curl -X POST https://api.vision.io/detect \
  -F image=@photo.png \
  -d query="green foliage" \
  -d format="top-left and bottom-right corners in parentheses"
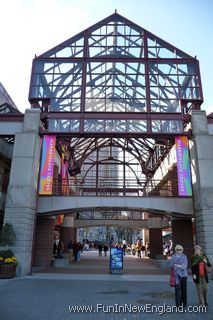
top-left (0, 249), bottom-right (14, 259)
top-left (0, 223), bottom-right (16, 246)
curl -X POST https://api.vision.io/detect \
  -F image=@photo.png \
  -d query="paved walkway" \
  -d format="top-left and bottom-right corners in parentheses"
top-left (0, 252), bottom-right (212, 320)
top-left (35, 250), bottom-right (169, 275)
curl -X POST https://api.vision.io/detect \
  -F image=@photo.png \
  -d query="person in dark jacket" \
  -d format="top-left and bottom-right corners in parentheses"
top-left (103, 244), bottom-right (108, 257)
top-left (98, 243), bottom-right (103, 257)
top-left (191, 245), bottom-right (211, 306)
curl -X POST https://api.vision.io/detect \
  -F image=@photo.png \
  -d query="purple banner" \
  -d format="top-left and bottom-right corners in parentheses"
top-left (39, 135), bottom-right (56, 195)
top-left (175, 136), bottom-right (192, 196)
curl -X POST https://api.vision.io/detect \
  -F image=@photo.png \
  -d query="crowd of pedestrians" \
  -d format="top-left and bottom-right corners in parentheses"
top-left (94, 239), bottom-right (149, 258)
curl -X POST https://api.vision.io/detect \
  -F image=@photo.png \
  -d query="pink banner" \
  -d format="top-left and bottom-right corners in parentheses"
top-left (175, 136), bottom-right (192, 196)
top-left (39, 135), bottom-right (56, 195)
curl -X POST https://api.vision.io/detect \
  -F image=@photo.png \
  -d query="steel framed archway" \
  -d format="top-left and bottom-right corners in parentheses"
top-left (29, 12), bottom-right (203, 195)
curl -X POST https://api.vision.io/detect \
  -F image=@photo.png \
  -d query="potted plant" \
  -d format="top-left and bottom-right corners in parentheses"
top-left (0, 223), bottom-right (16, 246)
top-left (0, 249), bottom-right (18, 278)
top-left (0, 223), bottom-right (18, 278)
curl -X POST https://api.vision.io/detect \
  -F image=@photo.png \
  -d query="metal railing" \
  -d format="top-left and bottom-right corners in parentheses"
top-left (51, 177), bottom-right (180, 197)
top-left (77, 212), bottom-right (144, 220)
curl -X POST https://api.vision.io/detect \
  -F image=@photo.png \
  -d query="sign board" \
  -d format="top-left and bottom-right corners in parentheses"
top-left (38, 135), bottom-right (56, 195)
top-left (175, 136), bottom-right (192, 196)
top-left (109, 247), bottom-right (123, 274)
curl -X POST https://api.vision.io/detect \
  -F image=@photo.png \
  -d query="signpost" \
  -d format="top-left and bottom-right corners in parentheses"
top-left (109, 247), bottom-right (123, 274)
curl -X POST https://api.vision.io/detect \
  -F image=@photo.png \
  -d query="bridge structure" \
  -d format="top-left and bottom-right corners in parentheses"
top-left (1, 13), bottom-right (213, 276)
top-left (37, 194), bottom-right (193, 216)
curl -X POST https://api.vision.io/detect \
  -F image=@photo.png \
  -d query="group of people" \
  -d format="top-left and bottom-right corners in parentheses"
top-left (97, 243), bottom-right (109, 257)
top-left (110, 241), bottom-right (148, 257)
top-left (131, 240), bottom-right (147, 258)
top-left (97, 241), bottom-right (149, 258)
top-left (170, 244), bottom-right (211, 308)
top-left (53, 238), bottom-right (84, 262)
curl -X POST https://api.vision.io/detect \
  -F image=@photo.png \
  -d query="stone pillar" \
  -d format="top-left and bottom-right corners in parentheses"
top-left (3, 109), bottom-right (42, 276)
top-left (143, 229), bottom-right (149, 257)
top-left (33, 216), bottom-right (55, 266)
top-left (190, 110), bottom-right (213, 268)
top-left (149, 228), bottom-right (163, 259)
top-left (60, 216), bottom-right (76, 261)
top-left (60, 216), bottom-right (76, 252)
top-left (143, 213), bottom-right (149, 248)
top-left (171, 218), bottom-right (194, 263)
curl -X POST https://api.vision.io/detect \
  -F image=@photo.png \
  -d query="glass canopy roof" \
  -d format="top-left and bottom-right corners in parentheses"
top-left (28, 12), bottom-right (204, 179)
top-left (29, 12), bottom-right (203, 136)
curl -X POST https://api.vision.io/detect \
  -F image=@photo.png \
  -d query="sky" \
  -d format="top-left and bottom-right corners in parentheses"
top-left (0, 0), bottom-right (212, 114)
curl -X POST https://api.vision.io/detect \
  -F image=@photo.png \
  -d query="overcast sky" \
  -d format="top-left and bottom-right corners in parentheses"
top-left (1, 0), bottom-right (212, 114)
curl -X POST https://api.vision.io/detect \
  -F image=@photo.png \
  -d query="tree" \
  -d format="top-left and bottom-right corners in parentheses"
top-left (0, 223), bottom-right (16, 246)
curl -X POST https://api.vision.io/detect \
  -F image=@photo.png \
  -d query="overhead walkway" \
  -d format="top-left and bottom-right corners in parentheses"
top-left (74, 219), bottom-right (170, 229)
top-left (37, 195), bottom-right (193, 217)
top-left (0, 121), bottom-right (23, 135)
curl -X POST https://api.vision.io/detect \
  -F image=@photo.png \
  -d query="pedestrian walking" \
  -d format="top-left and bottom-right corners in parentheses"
top-left (191, 245), bottom-right (211, 306)
top-left (170, 244), bottom-right (188, 308)
top-left (103, 244), bottom-right (108, 257)
top-left (122, 243), bottom-right (127, 256)
top-left (136, 240), bottom-right (142, 258)
top-left (141, 245), bottom-right (146, 257)
top-left (98, 243), bottom-right (103, 257)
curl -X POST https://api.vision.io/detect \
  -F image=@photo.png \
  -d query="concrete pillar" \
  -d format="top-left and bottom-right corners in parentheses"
top-left (171, 218), bottom-right (194, 263)
top-left (149, 228), bottom-right (163, 258)
top-left (33, 216), bottom-right (55, 266)
top-left (190, 110), bottom-right (213, 267)
top-left (60, 216), bottom-right (76, 252)
top-left (143, 229), bottom-right (149, 247)
top-left (3, 109), bottom-right (42, 276)
top-left (60, 228), bottom-right (76, 252)
top-left (142, 213), bottom-right (149, 253)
